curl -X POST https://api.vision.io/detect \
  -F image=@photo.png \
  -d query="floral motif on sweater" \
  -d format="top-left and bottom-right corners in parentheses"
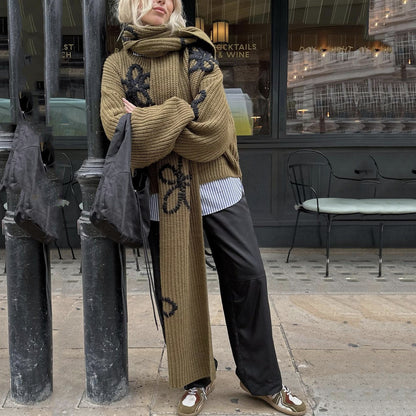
top-left (189, 46), bottom-right (218, 74)
top-left (121, 63), bottom-right (154, 107)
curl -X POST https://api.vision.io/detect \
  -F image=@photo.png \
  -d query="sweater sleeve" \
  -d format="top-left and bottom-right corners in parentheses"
top-left (173, 48), bottom-right (236, 163)
top-left (100, 54), bottom-right (195, 168)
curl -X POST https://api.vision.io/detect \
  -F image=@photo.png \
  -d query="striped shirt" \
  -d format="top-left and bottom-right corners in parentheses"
top-left (150, 177), bottom-right (244, 221)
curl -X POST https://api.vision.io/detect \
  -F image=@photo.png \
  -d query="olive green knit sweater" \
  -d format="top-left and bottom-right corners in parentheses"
top-left (100, 24), bottom-right (241, 388)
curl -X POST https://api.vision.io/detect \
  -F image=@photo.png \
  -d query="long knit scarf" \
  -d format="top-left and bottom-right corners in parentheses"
top-left (122, 25), bottom-right (216, 388)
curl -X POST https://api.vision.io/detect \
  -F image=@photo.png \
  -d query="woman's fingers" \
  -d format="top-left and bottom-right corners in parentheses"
top-left (122, 98), bottom-right (137, 113)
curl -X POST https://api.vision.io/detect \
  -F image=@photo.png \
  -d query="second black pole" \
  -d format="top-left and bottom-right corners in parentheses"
top-left (77, 0), bottom-right (128, 403)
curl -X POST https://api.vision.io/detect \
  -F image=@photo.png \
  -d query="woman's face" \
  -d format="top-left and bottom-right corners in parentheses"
top-left (140, 0), bottom-right (174, 26)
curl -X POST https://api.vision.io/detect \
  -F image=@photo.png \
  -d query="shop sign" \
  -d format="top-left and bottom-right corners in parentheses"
top-left (61, 43), bottom-right (75, 59)
top-left (216, 43), bottom-right (257, 59)
top-left (61, 35), bottom-right (83, 60)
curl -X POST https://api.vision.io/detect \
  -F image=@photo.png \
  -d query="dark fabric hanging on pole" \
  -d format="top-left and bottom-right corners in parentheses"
top-left (1, 113), bottom-right (60, 243)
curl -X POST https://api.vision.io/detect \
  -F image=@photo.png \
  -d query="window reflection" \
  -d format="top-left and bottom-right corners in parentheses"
top-left (287, 0), bottom-right (416, 135)
top-left (51, 1), bottom-right (86, 137)
top-left (0, 9), bottom-right (9, 124)
top-left (196, 0), bottom-right (271, 136)
top-left (0, 1), bottom-right (41, 125)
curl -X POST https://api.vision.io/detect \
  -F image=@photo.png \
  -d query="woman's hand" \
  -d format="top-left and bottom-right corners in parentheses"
top-left (123, 98), bottom-right (137, 113)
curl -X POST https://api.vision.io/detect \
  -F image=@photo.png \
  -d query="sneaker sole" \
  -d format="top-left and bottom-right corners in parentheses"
top-left (177, 382), bottom-right (215, 416)
top-left (240, 382), bottom-right (306, 416)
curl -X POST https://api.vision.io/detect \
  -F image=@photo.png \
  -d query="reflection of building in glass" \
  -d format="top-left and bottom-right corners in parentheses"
top-left (287, 0), bottom-right (416, 134)
top-left (369, 0), bottom-right (416, 66)
top-left (0, 15), bottom-right (8, 102)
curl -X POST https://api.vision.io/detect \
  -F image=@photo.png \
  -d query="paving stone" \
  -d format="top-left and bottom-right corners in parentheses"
top-left (127, 295), bottom-right (165, 348)
top-left (0, 298), bottom-right (7, 350)
top-left (293, 349), bottom-right (416, 416)
top-left (272, 294), bottom-right (416, 351)
top-left (0, 349), bottom-right (9, 411)
top-left (53, 296), bottom-right (83, 350)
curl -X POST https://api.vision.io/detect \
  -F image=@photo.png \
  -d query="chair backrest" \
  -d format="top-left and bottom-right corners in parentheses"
top-left (287, 149), bottom-right (333, 205)
top-left (369, 154), bottom-right (416, 197)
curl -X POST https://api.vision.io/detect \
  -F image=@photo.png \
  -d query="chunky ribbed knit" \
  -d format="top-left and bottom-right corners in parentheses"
top-left (100, 24), bottom-right (241, 388)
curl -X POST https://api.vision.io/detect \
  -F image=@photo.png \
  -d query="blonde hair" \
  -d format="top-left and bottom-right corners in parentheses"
top-left (117, 0), bottom-right (186, 31)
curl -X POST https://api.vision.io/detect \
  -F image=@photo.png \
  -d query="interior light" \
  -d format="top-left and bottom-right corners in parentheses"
top-left (212, 20), bottom-right (229, 44)
top-left (195, 17), bottom-right (205, 32)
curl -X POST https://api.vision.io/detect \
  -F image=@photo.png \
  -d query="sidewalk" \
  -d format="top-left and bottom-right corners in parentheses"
top-left (0, 247), bottom-right (416, 416)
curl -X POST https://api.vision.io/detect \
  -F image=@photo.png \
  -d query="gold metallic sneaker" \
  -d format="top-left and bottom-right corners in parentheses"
top-left (177, 382), bottom-right (215, 416)
top-left (240, 382), bottom-right (306, 416)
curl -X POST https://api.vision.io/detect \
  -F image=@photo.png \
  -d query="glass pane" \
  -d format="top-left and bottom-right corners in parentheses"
top-left (287, 0), bottom-right (416, 135)
top-left (50, 0), bottom-right (86, 137)
top-left (196, 0), bottom-right (271, 136)
top-left (16, 1), bottom-right (45, 125)
top-left (0, 3), bottom-right (10, 125)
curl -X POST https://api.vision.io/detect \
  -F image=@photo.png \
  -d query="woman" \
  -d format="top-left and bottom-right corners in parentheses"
top-left (100, 1), bottom-right (307, 415)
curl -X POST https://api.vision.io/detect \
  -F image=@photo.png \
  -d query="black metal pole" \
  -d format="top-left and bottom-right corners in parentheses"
top-left (43, 0), bottom-right (62, 125)
top-left (3, 222), bottom-right (52, 403)
top-left (77, 0), bottom-right (128, 403)
top-left (3, 0), bottom-right (53, 404)
top-left (43, 0), bottom-right (73, 260)
top-left (183, 0), bottom-right (195, 25)
top-left (7, 0), bottom-right (20, 125)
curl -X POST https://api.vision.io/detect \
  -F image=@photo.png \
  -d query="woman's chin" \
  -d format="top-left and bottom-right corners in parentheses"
top-left (142, 15), bottom-right (168, 26)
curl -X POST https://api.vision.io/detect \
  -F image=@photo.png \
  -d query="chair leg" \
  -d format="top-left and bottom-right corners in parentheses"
top-left (55, 241), bottom-right (63, 260)
top-left (61, 207), bottom-right (76, 259)
top-left (133, 248), bottom-right (140, 271)
top-left (205, 249), bottom-right (216, 271)
top-left (378, 222), bottom-right (384, 277)
top-left (317, 213), bottom-right (323, 248)
top-left (325, 215), bottom-right (333, 277)
top-left (286, 210), bottom-right (301, 263)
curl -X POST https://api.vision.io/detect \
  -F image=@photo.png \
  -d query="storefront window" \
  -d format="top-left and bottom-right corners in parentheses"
top-left (195, 0), bottom-right (271, 136)
top-left (50, 1), bottom-right (86, 137)
top-left (287, 0), bottom-right (416, 135)
top-left (1, 1), bottom-right (45, 128)
top-left (0, 9), bottom-right (9, 125)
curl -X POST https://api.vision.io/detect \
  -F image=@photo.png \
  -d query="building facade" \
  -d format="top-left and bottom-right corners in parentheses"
top-left (0, 0), bottom-right (415, 248)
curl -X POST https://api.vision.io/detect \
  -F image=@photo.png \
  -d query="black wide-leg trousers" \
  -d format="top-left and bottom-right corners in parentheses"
top-left (148, 196), bottom-right (282, 396)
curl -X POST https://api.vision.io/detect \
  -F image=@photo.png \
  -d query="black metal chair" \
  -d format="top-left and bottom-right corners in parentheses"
top-left (369, 154), bottom-right (416, 186)
top-left (368, 154), bottom-right (416, 275)
top-left (53, 152), bottom-right (81, 260)
top-left (286, 149), bottom-right (379, 276)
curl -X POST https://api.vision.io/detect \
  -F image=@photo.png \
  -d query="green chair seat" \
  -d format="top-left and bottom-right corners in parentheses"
top-left (301, 198), bottom-right (416, 215)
